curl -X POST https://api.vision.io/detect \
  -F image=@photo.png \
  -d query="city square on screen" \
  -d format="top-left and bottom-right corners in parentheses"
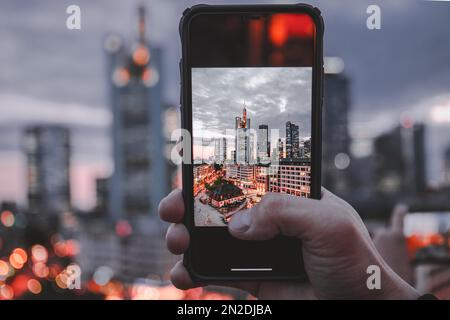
top-left (192, 67), bottom-right (312, 227)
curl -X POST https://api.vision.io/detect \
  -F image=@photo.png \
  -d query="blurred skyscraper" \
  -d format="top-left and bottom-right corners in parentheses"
top-left (23, 126), bottom-right (71, 216)
top-left (76, 6), bottom-right (176, 285)
top-left (444, 145), bottom-right (450, 187)
top-left (373, 123), bottom-right (427, 196)
top-left (104, 6), bottom-right (168, 220)
top-left (322, 73), bottom-right (352, 196)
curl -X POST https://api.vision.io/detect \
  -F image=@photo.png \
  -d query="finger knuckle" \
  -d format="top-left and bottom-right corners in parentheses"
top-left (260, 193), bottom-right (282, 220)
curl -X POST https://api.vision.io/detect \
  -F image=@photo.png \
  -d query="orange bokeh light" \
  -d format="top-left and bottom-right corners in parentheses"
top-left (65, 239), bottom-right (80, 257)
top-left (54, 241), bottom-right (67, 257)
top-left (27, 279), bottom-right (42, 295)
top-left (9, 248), bottom-right (27, 270)
top-left (13, 248), bottom-right (27, 263)
top-left (33, 262), bottom-right (49, 278)
top-left (113, 67), bottom-right (130, 87)
top-left (55, 273), bottom-right (68, 289)
top-left (0, 260), bottom-right (9, 277)
top-left (0, 285), bottom-right (14, 300)
top-left (132, 45), bottom-right (150, 66)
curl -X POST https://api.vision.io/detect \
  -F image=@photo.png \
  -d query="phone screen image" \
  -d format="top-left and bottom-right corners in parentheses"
top-left (192, 67), bottom-right (312, 227)
top-left (404, 212), bottom-right (450, 262)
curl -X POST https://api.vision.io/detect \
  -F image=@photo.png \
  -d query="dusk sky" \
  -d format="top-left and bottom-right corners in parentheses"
top-left (1, 0), bottom-right (450, 208)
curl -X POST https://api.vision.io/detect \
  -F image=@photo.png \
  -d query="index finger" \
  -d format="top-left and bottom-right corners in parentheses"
top-left (159, 189), bottom-right (185, 223)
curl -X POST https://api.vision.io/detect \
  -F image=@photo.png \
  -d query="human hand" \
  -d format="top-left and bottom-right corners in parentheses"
top-left (159, 188), bottom-right (420, 299)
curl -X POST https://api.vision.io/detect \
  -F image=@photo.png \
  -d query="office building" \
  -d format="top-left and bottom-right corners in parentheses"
top-left (322, 73), bottom-right (352, 196)
top-left (214, 137), bottom-right (227, 164)
top-left (268, 159), bottom-right (311, 197)
top-left (286, 121), bottom-right (300, 159)
top-left (23, 126), bottom-right (71, 216)
top-left (235, 107), bottom-right (251, 164)
top-left (277, 138), bottom-right (284, 160)
top-left (105, 6), bottom-right (168, 219)
top-left (373, 123), bottom-right (427, 195)
top-left (257, 125), bottom-right (270, 164)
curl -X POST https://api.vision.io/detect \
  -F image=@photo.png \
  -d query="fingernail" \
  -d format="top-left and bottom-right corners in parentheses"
top-left (229, 211), bottom-right (251, 233)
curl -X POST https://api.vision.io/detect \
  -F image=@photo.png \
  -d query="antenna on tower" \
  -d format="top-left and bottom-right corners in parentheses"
top-left (138, 5), bottom-right (146, 44)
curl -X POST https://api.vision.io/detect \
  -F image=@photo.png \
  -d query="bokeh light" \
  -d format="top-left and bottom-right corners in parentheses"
top-left (27, 279), bottom-right (42, 295)
top-left (33, 262), bottom-right (49, 278)
top-left (132, 45), bottom-right (150, 66)
top-left (93, 266), bottom-right (114, 286)
top-left (0, 260), bottom-right (10, 280)
top-left (31, 244), bottom-right (48, 263)
top-left (0, 285), bottom-right (14, 300)
top-left (115, 220), bottom-right (133, 237)
top-left (113, 67), bottom-right (130, 87)
top-left (1, 210), bottom-right (15, 227)
top-left (9, 248), bottom-right (27, 269)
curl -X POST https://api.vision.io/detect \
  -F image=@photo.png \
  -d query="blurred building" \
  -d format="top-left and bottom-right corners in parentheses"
top-left (74, 6), bottom-right (175, 285)
top-left (322, 73), bottom-right (352, 196)
top-left (76, 220), bottom-right (174, 285)
top-left (23, 126), bottom-right (71, 216)
top-left (104, 6), bottom-right (169, 220)
top-left (444, 145), bottom-right (450, 186)
top-left (373, 123), bottom-right (427, 196)
top-left (94, 177), bottom-right (109, 215)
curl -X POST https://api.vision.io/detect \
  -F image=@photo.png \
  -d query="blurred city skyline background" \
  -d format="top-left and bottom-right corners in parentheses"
top-left (1, 0), bottom-right (450, 299)
top-left (1, 0), bottom-right (450, 210)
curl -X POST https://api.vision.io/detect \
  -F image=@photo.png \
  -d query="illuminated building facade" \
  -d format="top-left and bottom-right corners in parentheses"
top-left (268, 159), bottom-right (311, 197)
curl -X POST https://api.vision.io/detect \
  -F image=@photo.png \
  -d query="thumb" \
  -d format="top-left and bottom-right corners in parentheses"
top-left (228, 191), bottom-right (328, 241)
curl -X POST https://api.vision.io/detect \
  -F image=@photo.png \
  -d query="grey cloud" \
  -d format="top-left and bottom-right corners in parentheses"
top-left (192, 67), bottom-right (312, 140)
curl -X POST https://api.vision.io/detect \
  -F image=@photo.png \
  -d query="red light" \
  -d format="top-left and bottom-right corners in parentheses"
top-left (400, 113), bottom-right (414, 129)
top-left (65, 239), bottom-right (80, 257)
top-left (115, 220), bottom-right (133, 237)
top-left (11, 274), bottom-right (30, 298)
top-left (269, 14), bottom-right (314, 46)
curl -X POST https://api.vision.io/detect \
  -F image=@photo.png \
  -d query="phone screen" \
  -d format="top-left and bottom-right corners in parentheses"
top-left (182, 7), bottom-right (322, 279)
top-left (192, 66), bottom-right (312, 226)
top-left (404, 212), bottom-right (450, 263)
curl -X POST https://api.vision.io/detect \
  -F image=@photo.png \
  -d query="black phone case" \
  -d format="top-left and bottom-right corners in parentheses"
top-left (179, 3), bottom-right (324, 282)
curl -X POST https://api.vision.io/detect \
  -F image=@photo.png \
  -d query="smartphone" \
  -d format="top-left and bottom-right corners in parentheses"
top-left (180, 4), bottom-right (323, 280)
top-left (404, 212), bottom-right (450, 263)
